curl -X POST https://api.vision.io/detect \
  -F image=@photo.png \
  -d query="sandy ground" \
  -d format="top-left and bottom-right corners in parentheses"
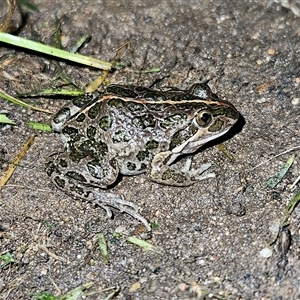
top-left (1, 0), bottom-right (300, 299)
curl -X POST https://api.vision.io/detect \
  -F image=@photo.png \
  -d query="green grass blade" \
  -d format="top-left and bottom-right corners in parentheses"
top-left (0, 32), bottom-right (112, 70)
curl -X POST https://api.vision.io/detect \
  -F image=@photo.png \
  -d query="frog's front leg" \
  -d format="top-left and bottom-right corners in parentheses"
top-left (148, 151), bottom-right (215, 186)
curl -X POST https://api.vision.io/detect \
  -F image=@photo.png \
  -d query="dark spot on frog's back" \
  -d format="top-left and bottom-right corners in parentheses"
top-left (143, 91), bottom-right (166, 101)
top-left (132, 114), bottom-right (155, 129)
top-left (87, 102), bottom-right (102, 119)
top-left (145, 103), bottom-right (167, 111)
top-left (79, 139), bottom-right (108, 157)
top-left (73, 94), bottom-right (95, 108)
top-left (107, 98), bottom-right (124, 109)
top-left (145, 140), bottom-right (159, 149)
top-left (99, 116), bottom-right (112, 131)
top-left (87, 125), bottom-right (97, 139)
top-left (76, 113), bottom-right (86, 123)
top-left (52, 107), bottom-right (71, 124)
top-left (174, 101), bottom-right (207, 111)
top-left (62, 126), bottom-right (78, 136)
top-left (106, 85), bottom-right (138, 98)
top-left (127, 101), bottom-right (144, 111)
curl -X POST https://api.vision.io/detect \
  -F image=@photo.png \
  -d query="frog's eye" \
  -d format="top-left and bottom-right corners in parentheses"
top-left (195, 110), bottom-right (212, 127)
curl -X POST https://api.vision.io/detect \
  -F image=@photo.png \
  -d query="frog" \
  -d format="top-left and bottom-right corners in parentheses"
top-left (46, 83), bottom-right (239, 230)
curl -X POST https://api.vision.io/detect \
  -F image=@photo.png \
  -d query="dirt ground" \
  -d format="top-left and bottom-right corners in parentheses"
top-left (1, 0), bottom-right (300, 299)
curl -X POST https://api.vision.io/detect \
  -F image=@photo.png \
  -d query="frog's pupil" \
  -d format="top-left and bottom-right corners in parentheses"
top-left (201, 113), bottom-right (211, 123)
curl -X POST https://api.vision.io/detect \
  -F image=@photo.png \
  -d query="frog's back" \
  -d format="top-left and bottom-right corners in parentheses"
top-left (62, 95), bottom-right (192, 174)
top-left (57, 83), bottom-right (239, 175)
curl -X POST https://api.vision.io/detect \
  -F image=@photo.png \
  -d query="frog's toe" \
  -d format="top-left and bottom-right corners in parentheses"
top-left (193, 171), bottom-right (215, 181)
top-left (187, 163), bottom-right (215, 181)
top-left (92, 191), bottom-right (151, 231)
top-left (180, 159), bottom-right (214, 181)
top-left (181, 159), bottom-right (211, 173)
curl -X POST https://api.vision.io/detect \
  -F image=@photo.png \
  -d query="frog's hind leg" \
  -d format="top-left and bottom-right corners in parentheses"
top-left (91, 191), bottom-right (151, 231)
top-left (46, 153), bottom-right (151, 230)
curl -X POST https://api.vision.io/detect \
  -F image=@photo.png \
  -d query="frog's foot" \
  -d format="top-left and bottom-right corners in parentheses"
top-left (91, 191), bottom-right (151, 231)
top-left (181, 158), bottom-right (215, 181)
top-left (46, 158), bottom-right (150, 230)
top-left (149, 151), bottom-right (215, 186)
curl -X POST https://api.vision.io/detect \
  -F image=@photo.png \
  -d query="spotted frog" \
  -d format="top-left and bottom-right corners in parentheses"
top-left (46, 83), bottom-right (239, 230)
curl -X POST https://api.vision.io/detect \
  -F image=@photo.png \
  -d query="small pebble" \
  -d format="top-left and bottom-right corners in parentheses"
top-left (268, 48), bottom-right (276, 55)
top-left (129, 282), bottom-right (141, 292)
top-left (259, 247), bottom-right (272, 258)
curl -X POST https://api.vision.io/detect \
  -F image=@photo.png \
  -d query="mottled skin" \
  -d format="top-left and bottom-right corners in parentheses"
top-left (46, 83), bottom-right (239, 230)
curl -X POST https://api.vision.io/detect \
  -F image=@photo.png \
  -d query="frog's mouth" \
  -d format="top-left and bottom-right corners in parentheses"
top-left (167, 119), bottom-right (234, 165)
top-left (172, 127), bottom-right (230, 155)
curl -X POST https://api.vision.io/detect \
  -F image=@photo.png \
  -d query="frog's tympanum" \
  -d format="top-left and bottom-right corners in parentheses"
top-left (46, 83), bottom-right (239, 230)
